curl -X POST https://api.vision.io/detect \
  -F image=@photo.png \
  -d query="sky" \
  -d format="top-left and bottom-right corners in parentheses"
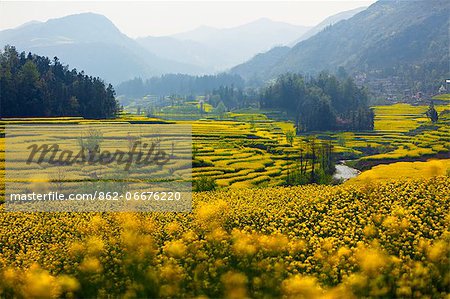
top-left (0, 1), bottom-right (376, 38)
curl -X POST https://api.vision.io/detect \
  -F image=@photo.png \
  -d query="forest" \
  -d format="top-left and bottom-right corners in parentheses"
top-left (260, 73), bottom-right (374, 131)
top-left (0, 45), bottom-right (376, 133)
top-left (118, 71), bottom-right (375, 133)
top-left (0, 46), bottom-right (119, 118)
top-left (115, 73), bottom-right (245, 97)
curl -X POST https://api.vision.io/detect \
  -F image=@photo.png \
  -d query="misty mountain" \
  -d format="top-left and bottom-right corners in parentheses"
top-left (229, 7), bottom-right (367, 81)
top-left (0, 13), bottom-right (204, 84)
top-left (0, 14), bottom-right (312, 83)
top-left (168, 18), bottom-right (311, 69)
top-left (136, 36), bottom-right (232, 72)
top-left (228, 46), bottom-right (291, 84)
top-left (289, 6), bottom-right (367, 46)
top-left (231, 0), bottom-right (450, 89)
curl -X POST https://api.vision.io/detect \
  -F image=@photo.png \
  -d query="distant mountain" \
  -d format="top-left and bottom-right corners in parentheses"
top-left (289, 6), bottom-right (367, 46)
top-left (229, 46), bottom-right (291, 84)
top-left (136, 36), bottom-right (231, 71)
top-left (0, 13), bottom-right (204, 84)
top-left (168, 18), bottom-right (311, 69)
top-left (14, 20), bottom-right (43, 29)
top-left (230, 7), bottom-right (367, 80)
top-left (0, 14), bottom-right (312, 82)
top-left (231, 0), bottom-right (450, 92)
top-left (171, 25), bottom-right (221, 43)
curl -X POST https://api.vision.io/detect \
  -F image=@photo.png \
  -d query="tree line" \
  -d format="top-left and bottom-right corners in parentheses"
top-left (0, 45), bottom-right (119, 118)
top-left (260, 73), bottom-right (374, 132)
top-left (208, 85), bottom-right (257, 111)
top-left (116, 73), bottom-right (245, 97)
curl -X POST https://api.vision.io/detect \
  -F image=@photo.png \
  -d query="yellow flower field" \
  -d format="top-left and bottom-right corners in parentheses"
top-left (2, 103), bottom-right (449, 190)
top-left (373, 103), bottom-right (447, 132)
top-left (0, 105), bottom-right (449, 298)
top-left (348, 159), bottom-right (450, 184)
top-left (0, 177), bottom-right (449, 298)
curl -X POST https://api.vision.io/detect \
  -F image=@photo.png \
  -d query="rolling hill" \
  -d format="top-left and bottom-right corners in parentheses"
top-left (228, 46), bottom-right (291, 84)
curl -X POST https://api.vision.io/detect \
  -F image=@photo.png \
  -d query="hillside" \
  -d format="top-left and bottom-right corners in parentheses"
top-left (228, 46), bottom-right (291, 83)
top-left (229, 6), bottom-right (366, 82)
top-left (0, 13), bottom-right (204, 84)
top-left (231, 0), bottom-right (450, 95)
top-left (289, 6), bottom-right (367, 46)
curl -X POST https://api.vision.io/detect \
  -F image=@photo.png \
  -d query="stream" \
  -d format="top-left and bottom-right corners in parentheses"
top-left (333, 161), bottom-right (361, 181)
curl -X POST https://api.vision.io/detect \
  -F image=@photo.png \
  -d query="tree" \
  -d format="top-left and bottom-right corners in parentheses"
top-left (309, 138), bottom-right (317, 183)
top-left (284, 140), bottom-right (335, 186)
top-left (285, 130), bottom-right (295, 146)
top-left (18, 60), bottom-right (42, 116)
top-left (214, 101), bottom-right (227, 119)
top-left (426, 100), bottom-right (439, 123)
top-left (115, 73), bottom-right (245, 98)
top-left (0, 45), bottom-right (119, 118)
top-left (260, 73), bottom-right (373, 132)
top-left (194, 176), bottom-right (217, 192)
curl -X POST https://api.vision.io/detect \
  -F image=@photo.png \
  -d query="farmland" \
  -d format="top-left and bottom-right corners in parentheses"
top-left (347, 159), bottom-right (450, 184)
top-left (316, 103), bottom-right (450, 167)
top-left (0, 102), bottom-right (449, 194)
top-left (0, 102), bottom-right (449, 298)
top-left (0, 177), bottom-right (448, 297)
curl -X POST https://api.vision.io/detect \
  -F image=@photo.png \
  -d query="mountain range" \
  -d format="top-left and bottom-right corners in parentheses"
top-left (164, 18), bottom-right (310, 69)
top-left (2, 0), bottom-right (444, 92)
top-left (0, 13), bottom-right (204, 84)
top-left (0, 15), bottom-right (314, 84)
top-left (231, 0), bottom-right (450, 86)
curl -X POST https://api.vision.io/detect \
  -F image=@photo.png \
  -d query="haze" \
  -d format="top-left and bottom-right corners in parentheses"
top-left (0, 1), bottom-right (375, 38)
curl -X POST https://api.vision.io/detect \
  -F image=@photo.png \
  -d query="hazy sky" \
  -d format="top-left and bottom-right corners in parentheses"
top-left (0, 1), bottom-right (376, 38)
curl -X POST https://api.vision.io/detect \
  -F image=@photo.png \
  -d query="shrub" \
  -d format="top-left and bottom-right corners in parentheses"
top-left (194, 175), bottom-right (217, 192)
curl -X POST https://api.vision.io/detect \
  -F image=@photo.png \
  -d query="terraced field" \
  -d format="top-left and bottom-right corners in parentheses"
top-left (187, 120), bottom-right (299, 188)
top-left (0, 104), bottom-right (449, 298)
top-left (433, 93), bottom-right (450, 103)
top-left (316, 103), bottom-right (450, 168)
top-left (186, 103), bottom-right (450, 187)
top-left (0, 116), bottom-right (302, 197)
top-left (1, 102), bottom-right (449, 195)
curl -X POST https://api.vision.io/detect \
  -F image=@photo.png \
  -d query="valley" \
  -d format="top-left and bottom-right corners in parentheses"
top-left (0, 0), bottom-right (449, 297)
top-left (1, 99), bottom-right (448, 199)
